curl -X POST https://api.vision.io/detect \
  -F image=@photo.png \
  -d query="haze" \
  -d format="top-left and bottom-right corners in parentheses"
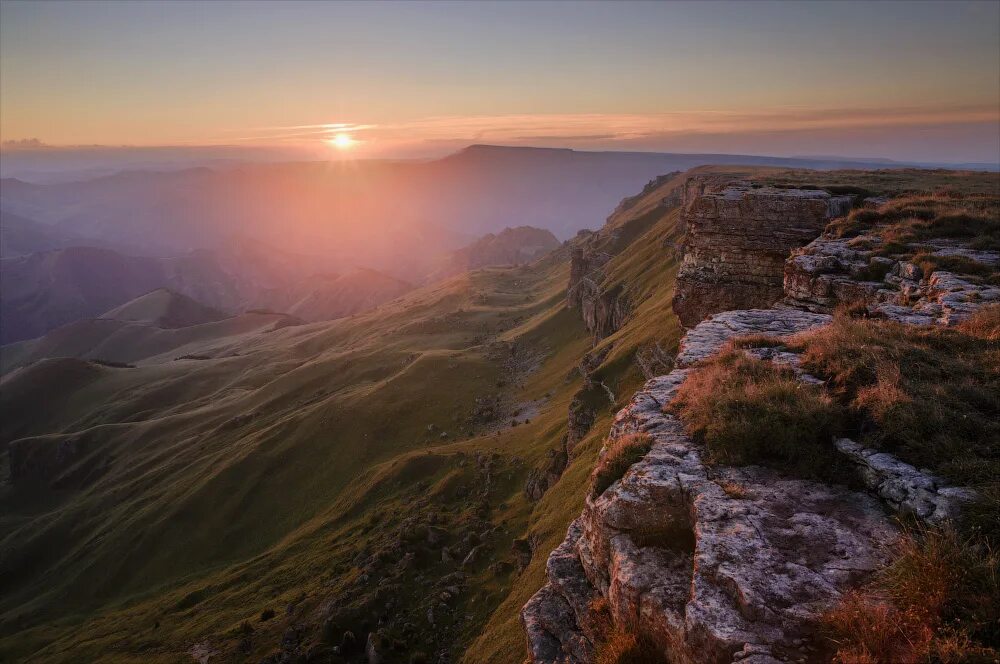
top-left (2, 0), bottom-right (999, 163)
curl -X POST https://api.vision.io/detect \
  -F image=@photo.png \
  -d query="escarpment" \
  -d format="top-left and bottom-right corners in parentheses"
top-left (567, 174), bottom-right (683, 340)
top-left (672, 181), bottom-right (852, 327)
top-left (566, 238), bottom-right (619, 339)
top-left (523, 180), bottom-right (994, 664)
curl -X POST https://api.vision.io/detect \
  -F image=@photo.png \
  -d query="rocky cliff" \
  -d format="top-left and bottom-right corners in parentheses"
top-left (566, 174), bottom-right (683, 340)
top-left (672, 181), bottom-right (852, 327)
top-left (522, 182), bottom-right (992, 663)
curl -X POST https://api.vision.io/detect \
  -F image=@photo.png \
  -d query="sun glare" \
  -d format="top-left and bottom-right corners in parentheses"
top-left (328, 132), bottom-right (355, 150)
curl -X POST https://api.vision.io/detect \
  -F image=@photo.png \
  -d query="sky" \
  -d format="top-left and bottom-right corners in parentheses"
top-left (1, 0), bottom-right (998, 163)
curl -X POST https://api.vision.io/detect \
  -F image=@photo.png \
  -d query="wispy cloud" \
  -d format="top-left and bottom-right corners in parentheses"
top-left (223, 105), bottom-right (998, 154)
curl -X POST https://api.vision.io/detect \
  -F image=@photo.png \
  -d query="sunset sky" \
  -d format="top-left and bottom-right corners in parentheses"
top-left (2, 0), bottom-right (998, 162)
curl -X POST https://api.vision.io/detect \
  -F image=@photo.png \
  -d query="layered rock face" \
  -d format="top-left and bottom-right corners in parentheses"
top-left (566, 237), bottom-right (622, 340)
top-left (672, 182), bottom-right (851, 327)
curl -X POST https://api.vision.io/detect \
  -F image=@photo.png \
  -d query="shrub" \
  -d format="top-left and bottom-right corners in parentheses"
top-left (259, 608), bottom-right (275, 622)
top-left (590, 433), bottom-right (652, 498)
top-left (670, 351), bottom-right (844, 477)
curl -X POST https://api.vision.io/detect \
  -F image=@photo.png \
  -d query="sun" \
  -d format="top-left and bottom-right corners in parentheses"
top-left (327, 132), bottom-right (355, 150)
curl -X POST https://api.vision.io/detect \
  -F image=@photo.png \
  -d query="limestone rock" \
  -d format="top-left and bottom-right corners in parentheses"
top-left (674, 308), bottom-right (831, 368)
top-left (524, 367), bottom-right (896, 664)
top-left (784, 233), bottom-right (1000, 325)
top-left (834, 438), bottom-right (977, 523)
top-left (672, 181), bottom-right (851, 327)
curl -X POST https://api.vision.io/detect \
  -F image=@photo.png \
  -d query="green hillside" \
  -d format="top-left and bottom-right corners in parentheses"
top-left (0, 163), bottom-right (690, 662)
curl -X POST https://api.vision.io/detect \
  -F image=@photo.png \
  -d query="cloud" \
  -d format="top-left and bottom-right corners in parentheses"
top-left (1, 137), bottom-right (49, 150)
top-left (233, 105), bottom-right (998, 151)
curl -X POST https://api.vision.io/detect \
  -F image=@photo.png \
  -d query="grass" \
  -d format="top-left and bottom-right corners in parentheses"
top-left (826, 194), bottom-right (1000, 256)
top-left (790, 308), bottom-right (1000, 498)
top-left (590, 434), bottom-right (653, 498)
top-left (670, 351), bottom-right (844, 477)
top-left (727, 333), bottom-right (785, 349)
top-left (594, 626), bottom-right (669, 664)
top-left (0, 260), bottom-right (593, 662)
top-left (911, 252), bottom-right (1000, 285)
top-left (823, 528), bottom-right (999, 663)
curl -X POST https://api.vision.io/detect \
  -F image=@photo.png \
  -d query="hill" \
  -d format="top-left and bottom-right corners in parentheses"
top-left (288, 268), bottom-right (414, 322)
top-left (428, 225), bottom-right (560, 282)
top-left (0, 242), bottom-right (314, 344)
top-left (100, 288), bottom-right (227, 328)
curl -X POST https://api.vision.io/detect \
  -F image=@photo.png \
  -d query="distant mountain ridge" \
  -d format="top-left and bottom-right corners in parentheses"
top-left (0, 244), bottom-right (304, 344)
top-left (0, 145), bottom-right (951, 279)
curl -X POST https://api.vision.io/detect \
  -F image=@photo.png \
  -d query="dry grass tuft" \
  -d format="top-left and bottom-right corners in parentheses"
top-left (824, 528), bottom-right (1000, 662)
top-left (911, 252), bottom-right (1000, 285)
top-left (726, 334), bottom-right (785, 349)
top-left (716, 479), bottom-right (751, 499)
top-left (586, 596), bottom-right (614, 643)
top-left (594, 624), bottom-right (669, 664)
top-left (957, 303), bottom-right (1000, 342)
top-left (670, 351), bottom-right (844, 477)
top-left (590, 433), bottom-right (653, 498)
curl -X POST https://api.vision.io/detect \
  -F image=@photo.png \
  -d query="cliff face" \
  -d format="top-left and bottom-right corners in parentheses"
top-left (672, 181), bottom-right (852, 327)
top-left (566, 174), bottom-right (683, 341)
top-left (523, 183), bottom-right (990, 664)
top-left (565, 236), bottom-right (617, 339)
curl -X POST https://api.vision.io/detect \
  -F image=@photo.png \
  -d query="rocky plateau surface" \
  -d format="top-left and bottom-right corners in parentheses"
top-left (785, 234), bottom-right (1000, 325)
top-left (523, 181), bottom-right (989, 663)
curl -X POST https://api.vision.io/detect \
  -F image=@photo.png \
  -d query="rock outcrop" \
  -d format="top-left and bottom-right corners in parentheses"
top-left (785, 235), bottom-right (1000, 325)
top-left (833, 438), bottom-right (977, 524)
top-left (524, 183), bottom-right (990, 664)
top-left (566, 236), bottom-right (623, 340)
top-left (523, 313), bottom-right (899, 663)
top-left (566, 175), bottom-right (684, 340)
top-left (672, 182), bottom-right (852, 327)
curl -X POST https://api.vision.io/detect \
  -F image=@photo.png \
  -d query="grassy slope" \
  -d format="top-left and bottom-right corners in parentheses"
top-left (0, 253), bottom-right (601, 661)
top-left (0, 168), bottom-right (694, 663)
top-left (464, 173), bottom-right (689, 663)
